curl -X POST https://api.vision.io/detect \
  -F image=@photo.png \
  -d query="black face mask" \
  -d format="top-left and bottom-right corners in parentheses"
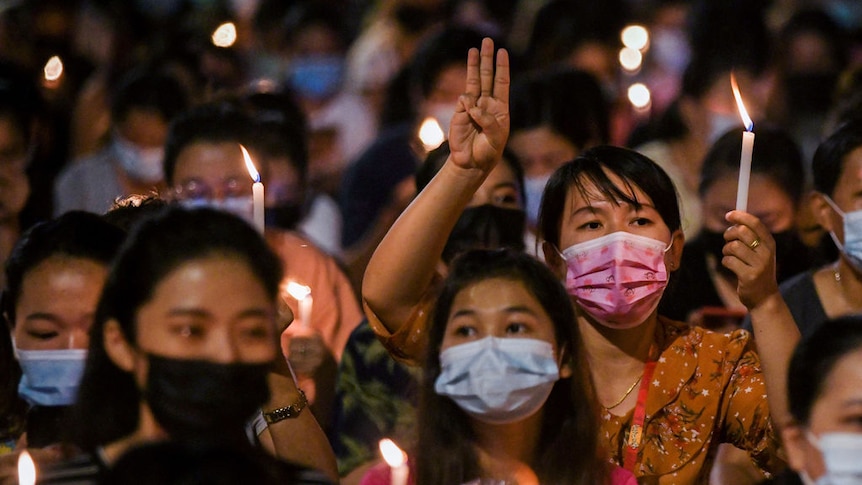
top-left (442, 205), bottom-right (526, 264)
top-left (264, 203), bottom-right (303, 230)
top-left (143, 354), bottom-right (271, 445)
top-left (696, 229), bottom-right (736, 279)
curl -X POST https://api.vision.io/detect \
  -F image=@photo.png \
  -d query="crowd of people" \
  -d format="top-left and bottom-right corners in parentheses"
top-left (1, 0), bottom-right (862, 484)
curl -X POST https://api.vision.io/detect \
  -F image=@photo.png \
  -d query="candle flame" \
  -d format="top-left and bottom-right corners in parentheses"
top-left (418, 117), bottom-right (445, 151)
top-left (43, 56), bottom-right (63, 81)
top-left (212, 22), bottom-right (237, 48)
top-left (627, 83), bottom-right (651, 109)
top-left (379, 438), bottom-right (407, 468)
top-left (730, 72), bottom-right (754, 132)
top-left (18, 450), bottom-right (36, 485)
top-left (240, 145), bottom-right (260, 183)
top-left (285, 281), bottom-right (311, 300)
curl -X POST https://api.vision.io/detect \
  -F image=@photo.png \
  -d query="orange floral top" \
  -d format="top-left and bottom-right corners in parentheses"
top-left (601, 317), bottom-right (783, 484)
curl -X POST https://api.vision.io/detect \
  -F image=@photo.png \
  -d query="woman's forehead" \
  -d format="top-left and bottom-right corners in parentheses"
top-left (568, 171), bottom-right (652, 208)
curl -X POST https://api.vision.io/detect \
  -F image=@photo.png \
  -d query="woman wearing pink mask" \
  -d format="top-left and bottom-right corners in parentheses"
top-left (363, 36), bottom-right (799, 483)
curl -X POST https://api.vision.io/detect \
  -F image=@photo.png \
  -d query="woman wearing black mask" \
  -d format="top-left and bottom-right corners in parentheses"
top-left (658, 125), bottom-right (813, 331)
top-left (36, 208), bottom-right (335, 484)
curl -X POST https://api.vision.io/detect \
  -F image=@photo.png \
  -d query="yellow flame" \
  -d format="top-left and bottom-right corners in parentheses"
top-left (285, 281), bottom-right (311, 300)
top-left (418, 117), bottom-right (445, 151)
top-left (240, 145), bottom-right (260, 183)
top-left (212, 22), bottom-right (237, 48)
top-left (730, 72), bottom-right (753, 131)
top-left (379, 438), bottom-right (407, 468)
top-left (43, 56), bottom-right (63, 81)
top-left (18, 451), bottom-right (36, 485)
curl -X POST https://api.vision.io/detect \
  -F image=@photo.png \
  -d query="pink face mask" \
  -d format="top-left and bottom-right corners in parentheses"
top-left (560, 231), bottom-right (671, 329)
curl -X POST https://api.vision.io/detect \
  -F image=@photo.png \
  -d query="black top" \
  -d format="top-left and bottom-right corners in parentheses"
top-left (38, 442), bottom-right (334, 485)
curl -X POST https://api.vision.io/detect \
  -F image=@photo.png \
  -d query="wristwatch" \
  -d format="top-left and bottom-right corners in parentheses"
top-left (263, 389), bottom-right (308, 424)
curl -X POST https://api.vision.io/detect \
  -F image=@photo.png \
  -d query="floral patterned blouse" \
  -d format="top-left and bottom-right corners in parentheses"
top-left (600, 317), bottom-right (783, 484)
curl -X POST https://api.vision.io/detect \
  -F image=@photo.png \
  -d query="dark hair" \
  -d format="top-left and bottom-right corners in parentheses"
top-left (103, 194), bottom-right (170, 233)
top-left (110, 67), bottom-right (190, 126)
top-left (787, 314), bottom-right (862, 424)
top-left (812, 119), bottom-right (862, 196)
top-left (163, 102), bottom-right (255, 185)
top-left (2, 211), bottom-right (125, 327)
top-left (510, 67), bottom-right (610, 149)
top-left (415, 140), bottom-right (525, 200)
top-left (70, 207), bottom-right (283, 450)
top-left (409, 26), bottom-right (490, 100)
top-left (538, 145), bottom-right (681, 248)
top-left (238, 90), bottom-right (310, 184)
top-left (416, 249), bottom-right (606, 485)
top-left (0, 61), bottom-right (42, 149)
top-left (699, 124), bottom-right (805, 205)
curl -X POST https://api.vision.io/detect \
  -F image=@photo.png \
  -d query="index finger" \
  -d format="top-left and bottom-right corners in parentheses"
top-left (725, 210), bottom-right (770, 241)
top-left (493, 46), bottom-right (510, 105)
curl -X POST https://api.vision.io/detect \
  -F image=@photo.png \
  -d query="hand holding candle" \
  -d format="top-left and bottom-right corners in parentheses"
top-left (379, 438), bottom-right (408, 485)
top-left (730, 73), bottom-right (755, 212)
top-left (241, 144), bottom-right (265, 233)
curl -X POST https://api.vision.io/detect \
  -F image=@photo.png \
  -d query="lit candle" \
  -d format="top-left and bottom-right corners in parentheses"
top-left (241, 145), bottom-right (265, 233)
top-left (730, 72), bottom-right (755, 212)
top-left (286, 281), bottom-right (312, 328)
top-left (379, 438), bottom-right (408, 485)
top-left (18, 450), bottom-right (36, 485)
top-left (212, 22), bottom-right (237, 48)
top-left (418, 117), bottom-right (445, 152)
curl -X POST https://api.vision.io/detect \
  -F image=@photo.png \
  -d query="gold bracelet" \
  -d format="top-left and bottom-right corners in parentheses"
top-left (263, 389), bottom-right (308, 424)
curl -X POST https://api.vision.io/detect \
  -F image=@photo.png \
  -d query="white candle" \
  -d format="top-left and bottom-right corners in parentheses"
top-left (730, 73), bottom-right (755, 212)
top-left (379, 438), bottom-right (408, 485)
top-left (286, 281), bottom-right (312, 327)
top-left (18, 450), bottom-right (36, 485)
top-left (240, 145), bottom-right (265, 233)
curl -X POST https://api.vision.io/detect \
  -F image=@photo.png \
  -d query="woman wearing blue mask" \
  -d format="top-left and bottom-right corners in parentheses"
top-left (363, 37), bottom-right (798, 483)
top-left (361, 249), bottom-right (634, 484)
top-left (776, 119), bottom-right (862, 338)
top-left (780, 315), bottom-right (862, 485)
top-left (0, 212), bottom-right (124, 479)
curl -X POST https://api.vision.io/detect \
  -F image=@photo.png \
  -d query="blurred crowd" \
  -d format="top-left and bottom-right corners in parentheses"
top-left (0, 0), bottom-right (861, 484)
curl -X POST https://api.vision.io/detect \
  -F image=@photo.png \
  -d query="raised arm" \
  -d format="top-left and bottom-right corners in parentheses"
top-left (723, 210), bottom-right (800, 430)
top-left (362, 38), bottom-right (510, 334)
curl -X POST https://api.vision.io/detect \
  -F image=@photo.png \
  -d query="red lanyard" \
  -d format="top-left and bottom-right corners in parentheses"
top-left (623, 358), bottom-right (657, 472)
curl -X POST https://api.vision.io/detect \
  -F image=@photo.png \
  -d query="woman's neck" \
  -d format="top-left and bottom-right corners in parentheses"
top-left (471, 411), bottom-right (543, 477)
top-left (101, 403), bottom-right (167, 464)
top-left (821, 258), bottom-right (862, 317)
top-left (578, 312), bottom-right (657, 365)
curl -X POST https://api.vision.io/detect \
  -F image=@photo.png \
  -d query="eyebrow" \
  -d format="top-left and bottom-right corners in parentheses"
top-left (450, 305), bottom-right (539, 318)
top-left (166, 308), bottom-right (271, 319)
top-left (23, 312), bottom-right (63, 324)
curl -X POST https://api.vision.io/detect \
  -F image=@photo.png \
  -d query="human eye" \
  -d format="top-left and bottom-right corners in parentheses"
top-left (579, 220), bottom-right (602, 230)
top-left (26, 329), bottom-right (59, 341)
top-left (505, 322), bottom-right (529, 334)
top-left (632, 217), bottom-right (653, 226)
top-left (170, 323), bottom-right (205, 339)
top-left (238, 320), bottom-right (273, 341)
top-left (453, 325), bottom-right (477, 337)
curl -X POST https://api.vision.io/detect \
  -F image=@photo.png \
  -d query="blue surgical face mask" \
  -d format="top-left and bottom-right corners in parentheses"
top-left (15, 346), bottom-right (88, 406)
top-left (803, 431), bottom-right (862, 485)
top-left (179, 196), bottom-right (254, 227)
top-left (287, 56), bottom-right (344, 101)
top-left (824, 196), bottom-right (862, 273)
top-left (434, 336), bottom-right (560, 424)
top-left (523, 174), bottom-right (550, 228)
top-left (113, 133), bottom-right (165, 183)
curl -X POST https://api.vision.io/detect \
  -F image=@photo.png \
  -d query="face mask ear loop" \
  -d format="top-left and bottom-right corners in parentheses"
top-left (822, 194), bottom-right (846, 218)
